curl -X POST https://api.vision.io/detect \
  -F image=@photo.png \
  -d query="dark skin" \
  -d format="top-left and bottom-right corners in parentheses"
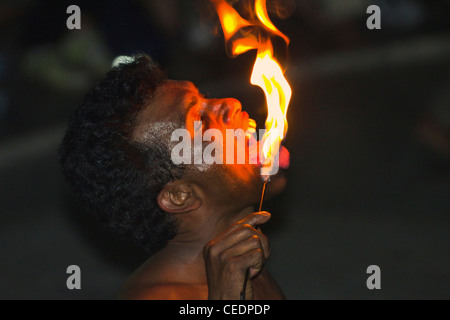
top-left (119, 80), bottom-right (287, 300)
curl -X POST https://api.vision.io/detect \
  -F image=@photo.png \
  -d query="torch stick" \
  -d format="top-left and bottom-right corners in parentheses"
top-left (258, 177), bottom-right (269, 212)
top-left (240, 176), bottom-right (270, 300)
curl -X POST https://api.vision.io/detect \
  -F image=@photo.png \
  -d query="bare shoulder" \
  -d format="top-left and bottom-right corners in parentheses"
top-left (118, 282), bottom-right (208, 300)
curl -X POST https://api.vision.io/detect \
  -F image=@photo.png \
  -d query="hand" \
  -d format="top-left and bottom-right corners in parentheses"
top-left (203, 211), bottom-right (271, 300)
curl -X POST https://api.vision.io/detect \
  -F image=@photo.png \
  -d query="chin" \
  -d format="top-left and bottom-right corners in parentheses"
top-left (263, 169), bottom-right (287, 200)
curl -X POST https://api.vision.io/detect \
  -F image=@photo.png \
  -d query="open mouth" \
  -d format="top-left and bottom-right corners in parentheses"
top-left (245, 117), bottom-right (290, 170)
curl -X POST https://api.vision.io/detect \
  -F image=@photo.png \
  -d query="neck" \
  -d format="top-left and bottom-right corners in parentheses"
top-left (153, 204), bottom-right (255, 284)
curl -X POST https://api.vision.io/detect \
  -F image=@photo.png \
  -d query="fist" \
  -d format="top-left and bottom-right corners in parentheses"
top-left (203, 211), bottom-right (271, 300)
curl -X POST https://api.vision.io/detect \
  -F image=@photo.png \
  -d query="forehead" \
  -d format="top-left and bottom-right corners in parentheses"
top-left (132, 80), bottom-right (199, 142)
top-left (166, 80), bottom-right (199, 95)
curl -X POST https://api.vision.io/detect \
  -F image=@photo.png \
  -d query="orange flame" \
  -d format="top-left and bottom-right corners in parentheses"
top-left (211, 0), bottom-right (291, 176)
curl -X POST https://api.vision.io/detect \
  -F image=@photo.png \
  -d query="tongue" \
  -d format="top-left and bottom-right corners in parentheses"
top-left (279, 145), bottom-right (290, 169)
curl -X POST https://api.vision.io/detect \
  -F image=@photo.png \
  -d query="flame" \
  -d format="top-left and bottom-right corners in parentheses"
top-left (254, 0), bottom-right (290, 44)
top-left (251, 41), bottom-right (291, 167)
top-left (211, 0), bottom-right (291, 176)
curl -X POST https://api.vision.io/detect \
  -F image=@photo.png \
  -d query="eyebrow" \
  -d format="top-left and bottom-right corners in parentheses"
top-left (184, 84), bottom-right (205, 112)
top-left (180, 90), bottom-right (203, 125)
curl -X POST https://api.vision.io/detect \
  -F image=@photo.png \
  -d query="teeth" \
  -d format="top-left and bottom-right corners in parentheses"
top-left (247, 118), bottom-right (257, 134)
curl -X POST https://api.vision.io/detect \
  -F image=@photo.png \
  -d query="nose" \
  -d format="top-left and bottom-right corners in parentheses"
top-left (209, 98), bottom-right (242, 124)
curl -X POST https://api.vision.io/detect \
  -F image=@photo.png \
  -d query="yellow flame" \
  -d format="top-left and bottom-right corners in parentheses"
top-left (255, 0), bottom-right (290, 44)
top-left (211, 0), bottom-right (250, 41)
top-left (211, 0), bottom-right (291, 174)
top-left (251, 42), bottom-right (291, 163)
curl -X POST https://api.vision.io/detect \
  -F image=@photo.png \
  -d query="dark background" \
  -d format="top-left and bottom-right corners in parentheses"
top-left (0, 0), bottom-right (449, 299)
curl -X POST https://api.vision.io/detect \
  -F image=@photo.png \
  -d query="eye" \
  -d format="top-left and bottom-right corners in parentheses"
top-left (187, 96), bottom-right (198, 109)
top-left (201, 113), bottom-right (210, 131)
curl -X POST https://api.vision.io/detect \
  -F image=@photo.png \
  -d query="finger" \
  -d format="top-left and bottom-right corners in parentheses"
top-left (207, 223), bottom-right (270, 259)
top-left (213, 211), bottom-right (271, 244)
top-left (237, 211), bottom-right (271, 228)
top-left (235, 248), bottom-right (265, 278)
top-left (220, 234), bottom-right (267, 262)
top-left (203, 211), bottom-right (271, 259)
top-left (227, 225), bottom-right (270, 258)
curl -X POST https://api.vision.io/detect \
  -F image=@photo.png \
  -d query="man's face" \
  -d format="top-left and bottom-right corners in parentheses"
top-left (133, 80), bottom-right (287, 208)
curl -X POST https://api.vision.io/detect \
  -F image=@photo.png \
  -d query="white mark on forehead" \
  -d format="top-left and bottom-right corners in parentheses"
top-left (137, 120), bottom-right (178, 144)
top-left (194, 163), bottom-right (213, 172)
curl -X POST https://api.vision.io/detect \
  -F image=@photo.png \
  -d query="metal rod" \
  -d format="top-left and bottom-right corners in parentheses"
top-left (240, 268), bottom-right (250, 300)
top-left (240, 178), bottom-right (269, 300)
top-left (258, 178), bottom-right (268, 212)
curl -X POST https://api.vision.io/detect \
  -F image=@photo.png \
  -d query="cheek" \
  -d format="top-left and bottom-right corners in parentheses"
top-left (134, 120), bottom-right (178, 145)
top-left (224, 163), bottom-right (260, 184)
top-left (192, 163), bottom-right (214, 173)
top-left (189, 162), bottom-right (259, 190)
top-left (186, 163), bottom-right (264, 207)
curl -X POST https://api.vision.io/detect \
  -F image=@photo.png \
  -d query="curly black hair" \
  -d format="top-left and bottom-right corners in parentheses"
top-left (59, 54), bottom-right (184, 254)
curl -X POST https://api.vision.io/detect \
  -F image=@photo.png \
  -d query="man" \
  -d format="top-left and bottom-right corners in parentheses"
top-left (60, 54), bottom-right (288, 299)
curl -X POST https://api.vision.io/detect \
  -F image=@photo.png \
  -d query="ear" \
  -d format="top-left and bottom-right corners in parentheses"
top-left (157, 181), bottom-right (202, 214)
